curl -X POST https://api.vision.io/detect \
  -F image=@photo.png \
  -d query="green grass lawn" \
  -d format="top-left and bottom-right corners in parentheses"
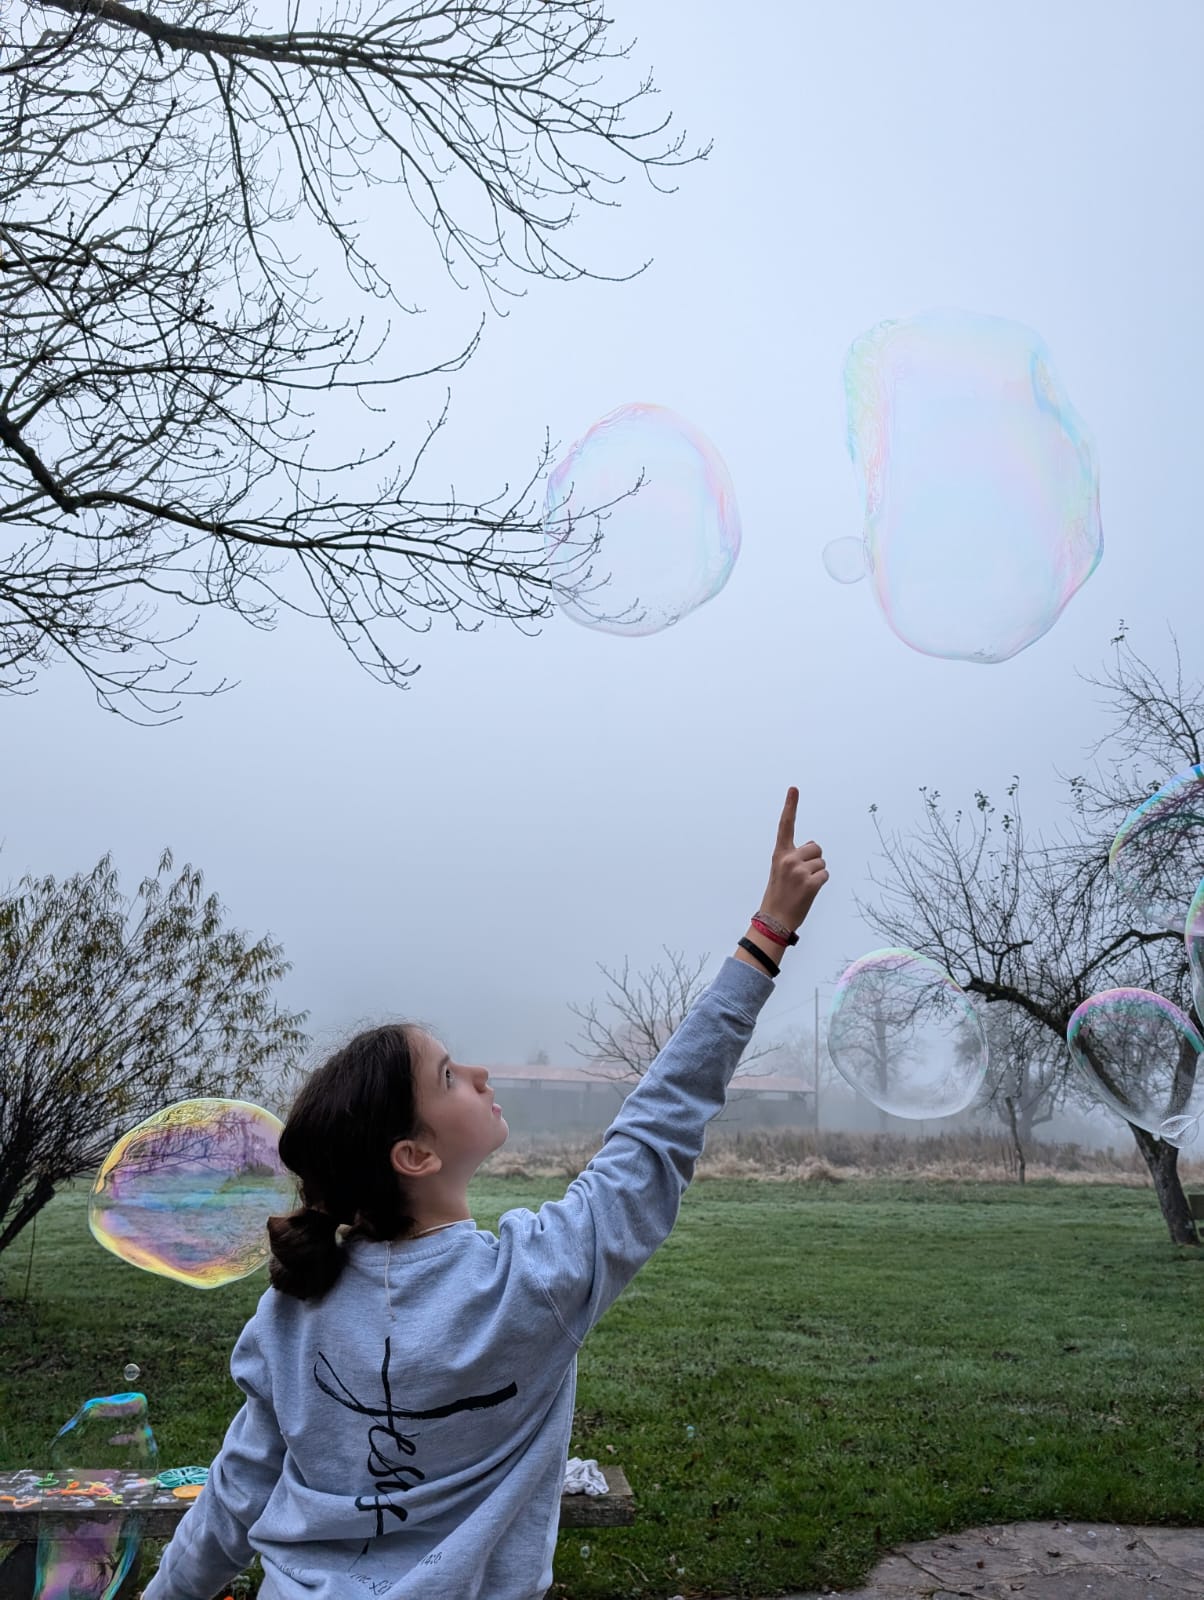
top-left (1, 1178), bottom-right (1201, 1597)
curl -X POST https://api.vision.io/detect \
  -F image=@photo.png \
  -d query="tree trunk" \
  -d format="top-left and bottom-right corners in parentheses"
top-left (0, 1173), bottom-right (56, 1257)
top-left (1131, 1126), bottom-right (1199, 1245)
top-left (1003, 1096), bottom-right (1026, 1184)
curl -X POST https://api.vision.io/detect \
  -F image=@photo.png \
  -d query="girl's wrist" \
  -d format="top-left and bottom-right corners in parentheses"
top-left (734, 923), bottom-right (787, 977)
top-left (753, 908), bottom-right (799, 943)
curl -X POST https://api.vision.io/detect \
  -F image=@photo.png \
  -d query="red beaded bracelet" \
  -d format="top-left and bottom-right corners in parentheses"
top-left (751, 915), bottom-right (798, 949)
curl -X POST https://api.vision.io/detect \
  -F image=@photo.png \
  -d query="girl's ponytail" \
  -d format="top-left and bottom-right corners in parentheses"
top-left (267, 1206), bottom-right (344, 1300)
top-left (268, 1023), bottom-right (423, 1300)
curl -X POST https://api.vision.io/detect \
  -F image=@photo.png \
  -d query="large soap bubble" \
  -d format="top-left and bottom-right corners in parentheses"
top-left (1066, 988), bottom-right (1204, 1147)
top-left (1187, 878), bottom-right (1204, 1021)
top-left (542, 403), bottom-right (741, 635)
top-left (827, 948), bottom-right (988, 1119)
top-left (89, 1098), bottom-right (295, 1288)
top-left (827, 308), bottom-right (1102, 662)
top-left (1109, 765), bottom-right (1204, 931)
top-left (35, 1391), bottom-right (158, 1600)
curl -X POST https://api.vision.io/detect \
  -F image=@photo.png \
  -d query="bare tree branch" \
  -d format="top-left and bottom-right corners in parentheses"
top-left (0, 2), bottom-right (705, 717)
top-left (568, 947), bottom-right (771, 1082)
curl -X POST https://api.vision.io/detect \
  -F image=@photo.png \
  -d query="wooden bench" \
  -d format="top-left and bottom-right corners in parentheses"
top-left (0, 1464), bottom-right (634, 1595)
top-left (0, 1466), bottom-right (634, 1538)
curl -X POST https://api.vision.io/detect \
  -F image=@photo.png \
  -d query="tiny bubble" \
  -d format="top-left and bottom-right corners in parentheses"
top-left (123, 1364), bottom-right (140, 1384)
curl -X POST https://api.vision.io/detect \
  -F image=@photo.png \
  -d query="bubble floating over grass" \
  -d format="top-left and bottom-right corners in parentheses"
top-left (89, 1098), bottom-right (295, 1288)
top-left (35, 1393), bottom-right (158, 1600)
top-left (542, 403), bottom-right (741, 636)
top-left (827, 948), bottom-right (988, 1119)
top-left (834, 308), bottom-right (1102, 662)
top-left (1109, 765), bottom-right (1204, 931)
top-left (1066, 988), bottom-right (1204, 1147)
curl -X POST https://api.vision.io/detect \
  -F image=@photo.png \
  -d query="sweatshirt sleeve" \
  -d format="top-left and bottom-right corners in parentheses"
top-left (142, 1313), bottom-right (285, 1600)
top-left (502, 956), bottom-right (773, 1344)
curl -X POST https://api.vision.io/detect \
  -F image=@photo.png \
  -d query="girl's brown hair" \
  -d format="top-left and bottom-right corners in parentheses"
top-left (267, 1023), bottom-right (425, 1300)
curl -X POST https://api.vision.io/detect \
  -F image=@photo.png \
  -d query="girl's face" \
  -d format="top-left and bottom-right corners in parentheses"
top-left (410, 1030), bottom-right (509, 1173)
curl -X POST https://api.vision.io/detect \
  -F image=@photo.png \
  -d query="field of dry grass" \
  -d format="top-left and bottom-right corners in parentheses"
top-left (481, 1124), bottom-right (1204, 1186)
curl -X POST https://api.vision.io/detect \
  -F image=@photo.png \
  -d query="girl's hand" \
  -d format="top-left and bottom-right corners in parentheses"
top-left (758, 787), bottom-right (828, 933)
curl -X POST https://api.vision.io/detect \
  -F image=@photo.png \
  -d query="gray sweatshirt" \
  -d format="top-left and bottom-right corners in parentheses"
top-left (143, 956), bottom-right (772, 1600)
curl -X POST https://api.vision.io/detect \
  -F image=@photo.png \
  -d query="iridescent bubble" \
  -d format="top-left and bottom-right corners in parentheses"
top-left (1066, 988), bottom-right (1204, 1147)
top-left (835, 308), bottom-right (1102, 662)
top-left (89, 1098), bottom-right (295, 1288)
top-left (35, 1392), bottom-right (158, 1600)
top-left (122, 1364), bottom-right (140, 1385)
top-left (827, 948), bottom-right (988, 1119)
top-left (542, 403), bottom-right (741, 635)
top-left (1186, 878), bottom-right (1204, 1021)
top-left (1109, 765), bottom-right (1204, 931)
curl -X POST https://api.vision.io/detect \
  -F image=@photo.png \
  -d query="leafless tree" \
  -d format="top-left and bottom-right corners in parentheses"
top-left (974, 1000), bottom-right (1067, 1183)
top-left (860, 629), bottom-right (1201, 1242)
top-left (569, 946), bottom-right (772, 1082)
top-left (0, 849), bottom-right (308, 1258)
top-left (0, 2), bottom-right (701, 718)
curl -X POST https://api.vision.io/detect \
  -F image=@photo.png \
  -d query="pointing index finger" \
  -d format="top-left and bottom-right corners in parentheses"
top-left (776, 786), bottom-right (799, 851)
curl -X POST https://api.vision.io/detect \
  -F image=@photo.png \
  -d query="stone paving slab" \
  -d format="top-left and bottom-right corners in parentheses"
top-left (701, 1523), bottom-right (1204, 1600)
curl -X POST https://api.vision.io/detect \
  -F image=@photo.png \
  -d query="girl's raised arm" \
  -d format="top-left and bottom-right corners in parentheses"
top-left (500, 789), bottom-right (827, 1343)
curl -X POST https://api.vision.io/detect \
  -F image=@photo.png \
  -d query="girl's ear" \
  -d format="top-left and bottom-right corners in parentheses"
top-left (390, 1137), bottom-right (442, 1179)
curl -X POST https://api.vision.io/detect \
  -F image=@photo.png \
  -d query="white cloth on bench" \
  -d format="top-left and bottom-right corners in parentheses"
top-left (562, 1457), bottom-right (608, 1497)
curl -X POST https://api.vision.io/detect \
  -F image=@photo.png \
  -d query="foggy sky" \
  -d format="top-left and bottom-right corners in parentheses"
top-left (2, 0), bottom-right (1201, 1076)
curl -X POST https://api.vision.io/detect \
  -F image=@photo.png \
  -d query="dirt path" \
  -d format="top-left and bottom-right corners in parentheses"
top-left (742, 1521), bottom-right (1204, 1599)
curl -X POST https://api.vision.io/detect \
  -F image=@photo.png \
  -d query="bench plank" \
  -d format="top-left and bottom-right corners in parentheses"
top-left (0, 1465), bottom-right (634, 1541)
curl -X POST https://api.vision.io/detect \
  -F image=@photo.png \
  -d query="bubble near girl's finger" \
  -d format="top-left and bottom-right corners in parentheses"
top-left (88, 1099), bottom-right (296, 1288)
top-left (837, 308), bottom-right (1102, 663)
top-left (541, 403), bottom-right (741, 636)
top-left (1109, 765), bottom-right (1204, 932)
top-left (1066, 988), bottom-right (1204, 1142)
top-left (827, 948), bottom-right (988, 1120)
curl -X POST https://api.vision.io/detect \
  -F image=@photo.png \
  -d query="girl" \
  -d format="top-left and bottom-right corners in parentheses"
top-left (143, 789), bottom-right (827, 1599)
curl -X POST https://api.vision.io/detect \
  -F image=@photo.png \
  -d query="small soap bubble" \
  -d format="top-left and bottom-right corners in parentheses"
top-left (1066, 988), bottom-right (1204, 1146)
top-left (827, 949), bottom-right (988, 1119)
top-left (821, 536), bottom-right (867, 584)
top-left (122, 1364), bottom-right (140, 1385)
top-left (89, 1099), bottom-right (296, 1288)
top-left (833, 308), bottom-right (1102, 662)
top-left (1109, 765), bottom-right (1204, 932)
top-left (542, 403), bottom-right (741, 635)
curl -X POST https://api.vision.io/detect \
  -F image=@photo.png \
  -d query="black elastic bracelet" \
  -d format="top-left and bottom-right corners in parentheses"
top-left (738, 937), bottom-right (780, 978)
